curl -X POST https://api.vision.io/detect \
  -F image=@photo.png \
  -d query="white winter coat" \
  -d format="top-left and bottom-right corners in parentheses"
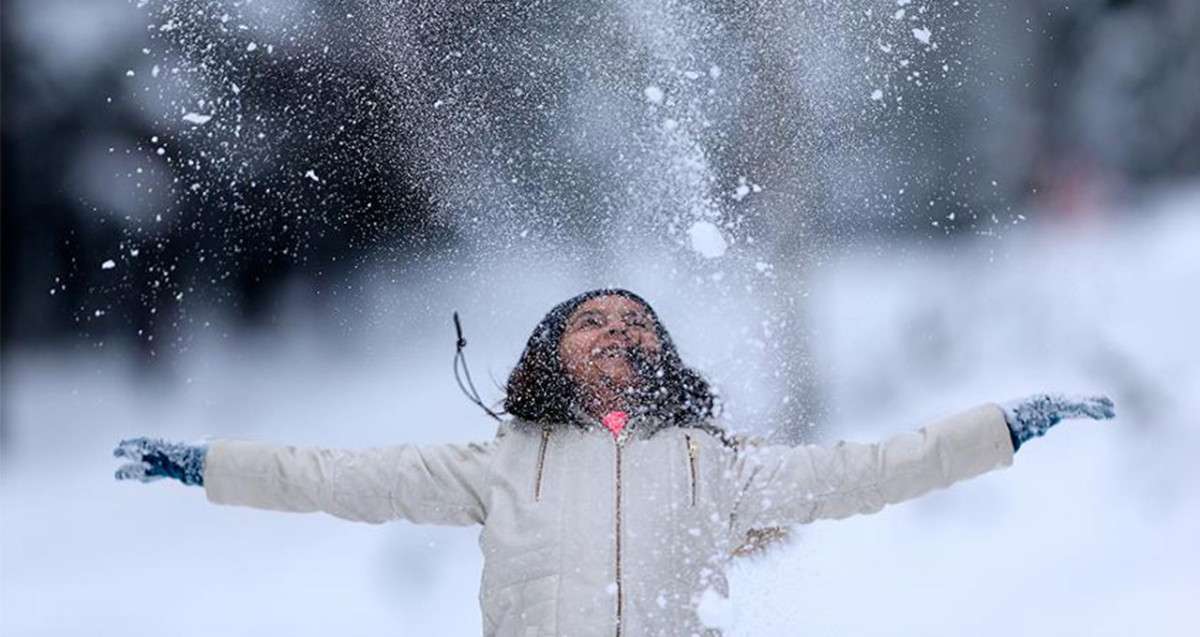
top-left (203, 402), bottom-right (1014, 637)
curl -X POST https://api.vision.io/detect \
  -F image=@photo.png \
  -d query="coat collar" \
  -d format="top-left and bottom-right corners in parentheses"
top-left (566, 402), bottom-right (668, 440)
top-left (507, 402), bottom-right (729, 443)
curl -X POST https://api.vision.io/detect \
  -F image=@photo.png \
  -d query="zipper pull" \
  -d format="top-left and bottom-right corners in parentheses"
top-left (685, 434), bottom-right (699, 507)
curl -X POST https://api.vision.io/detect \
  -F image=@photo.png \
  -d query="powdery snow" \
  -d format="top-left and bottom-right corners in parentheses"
top-left (687, 220), bottom-right (727, 258)
top-left (181, 112), bottom-right (212, 125)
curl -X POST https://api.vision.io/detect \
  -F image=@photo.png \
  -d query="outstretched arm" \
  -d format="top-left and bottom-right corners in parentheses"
top-left (114, 437), bottom-right (495, 526)
top-left (727, 395), bottom-right (1114, 538)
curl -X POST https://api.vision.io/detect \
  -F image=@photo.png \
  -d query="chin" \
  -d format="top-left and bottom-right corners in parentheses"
top-left (594, 372), bottom-right (635, 390)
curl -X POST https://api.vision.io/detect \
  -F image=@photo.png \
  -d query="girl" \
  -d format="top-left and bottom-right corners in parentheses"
top-left (114, 287), bottom-right (1115, 637)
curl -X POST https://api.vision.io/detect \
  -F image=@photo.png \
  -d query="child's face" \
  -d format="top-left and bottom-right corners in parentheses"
top-left (558, 295), bottom-right (663, 398)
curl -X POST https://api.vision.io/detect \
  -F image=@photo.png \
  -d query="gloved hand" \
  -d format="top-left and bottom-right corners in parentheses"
top-left (1001, 393), bottom-right (1116, 452)
top-left (114, 437), bottom-right (208, 486)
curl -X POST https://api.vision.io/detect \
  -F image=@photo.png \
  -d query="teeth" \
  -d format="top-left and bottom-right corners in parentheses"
top-left (593, 345), bottom-right (628, 357)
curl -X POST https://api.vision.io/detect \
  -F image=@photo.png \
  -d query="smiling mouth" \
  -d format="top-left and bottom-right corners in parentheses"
top-left (592, 344), bottom-right (632, 359)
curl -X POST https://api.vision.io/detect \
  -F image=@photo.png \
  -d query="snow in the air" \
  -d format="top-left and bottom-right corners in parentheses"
top-left (731, 178), bottom-right (761, 202)
top-left (644, 85), bottom-right (665, 104)
top-left (5, 189), bottom-right (1199, 636)
top-left (687, 220), bottom-right (728, 258)
top-left (7, 0), bottom-right (1194, 634)
top-left (697, 586), bottom-right (736, 632)
top-left (181, 112), bottom-right (211, 125)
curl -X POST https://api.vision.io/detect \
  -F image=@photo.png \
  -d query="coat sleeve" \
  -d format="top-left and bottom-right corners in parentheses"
top-left (726, 403), bottom-right (1013, 538)
top-left (202, 439), bottom-right (495, 526)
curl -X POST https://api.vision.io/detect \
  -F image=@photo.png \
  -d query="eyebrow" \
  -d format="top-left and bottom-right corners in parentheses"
top-left (570, 309), bottom-right (651, 325)
top-left (570, 310), bottom-right (602, 325)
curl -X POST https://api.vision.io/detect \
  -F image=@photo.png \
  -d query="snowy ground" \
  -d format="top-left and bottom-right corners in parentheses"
top-left (3, 188), bottom-right (1198, 635)
top-left (720, 187), bottom-right (1200, 636)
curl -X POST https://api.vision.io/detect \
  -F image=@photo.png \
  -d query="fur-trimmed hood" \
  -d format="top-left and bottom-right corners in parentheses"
top-left (503, 287), bottom-right (719, 429)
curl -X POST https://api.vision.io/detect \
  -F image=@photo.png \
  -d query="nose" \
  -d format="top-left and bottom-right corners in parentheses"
top-left (607, 320), bottom-right (633, 336)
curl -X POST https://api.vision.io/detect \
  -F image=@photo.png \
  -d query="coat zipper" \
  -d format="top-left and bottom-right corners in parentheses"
top-left (685, 434), bottom-right (699, 507)
top-left (613, 427), bottom-right (628, 637)
top-left (534, 426), bottom-right (551, 501)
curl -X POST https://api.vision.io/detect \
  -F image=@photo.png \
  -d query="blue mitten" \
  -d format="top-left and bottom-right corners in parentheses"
top-left (1001, 393), bottom-right (1116, 452)
top-left (114, 438), bottom-right (208, 486)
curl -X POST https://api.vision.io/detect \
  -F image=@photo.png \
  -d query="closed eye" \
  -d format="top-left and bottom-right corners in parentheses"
top-left (624, 314), bottom-right (650, 328)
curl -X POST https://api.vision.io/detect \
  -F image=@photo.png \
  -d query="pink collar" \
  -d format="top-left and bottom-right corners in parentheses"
top-left (601, 410), bottom-right (629, 439)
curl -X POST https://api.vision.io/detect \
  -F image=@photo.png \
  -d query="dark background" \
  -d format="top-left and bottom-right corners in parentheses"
top-left (5, 0), bottom-right (1197, 354)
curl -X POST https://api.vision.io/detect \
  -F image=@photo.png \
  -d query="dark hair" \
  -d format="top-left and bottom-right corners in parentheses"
top-left (503, 288), bottom-right (720, 429)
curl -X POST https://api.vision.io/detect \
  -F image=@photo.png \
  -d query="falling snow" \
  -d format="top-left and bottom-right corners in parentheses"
top-left (687, 221), bottom-right (728, 259)
top-left (181, 112), bottom-right (211, 125)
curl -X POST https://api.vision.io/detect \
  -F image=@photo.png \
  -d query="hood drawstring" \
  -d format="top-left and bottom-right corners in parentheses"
top-left (453, 311), bottom-right (504, 422)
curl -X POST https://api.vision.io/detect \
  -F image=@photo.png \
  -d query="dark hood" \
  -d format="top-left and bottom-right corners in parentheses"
top-left (503, 287), bottom-right (724, 438)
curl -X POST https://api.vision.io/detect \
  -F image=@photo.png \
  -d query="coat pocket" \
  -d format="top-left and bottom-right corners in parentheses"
top-left (533, 426), bottom-right (551, 502)
top-left (684, 434), bottom-right (699, 507)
